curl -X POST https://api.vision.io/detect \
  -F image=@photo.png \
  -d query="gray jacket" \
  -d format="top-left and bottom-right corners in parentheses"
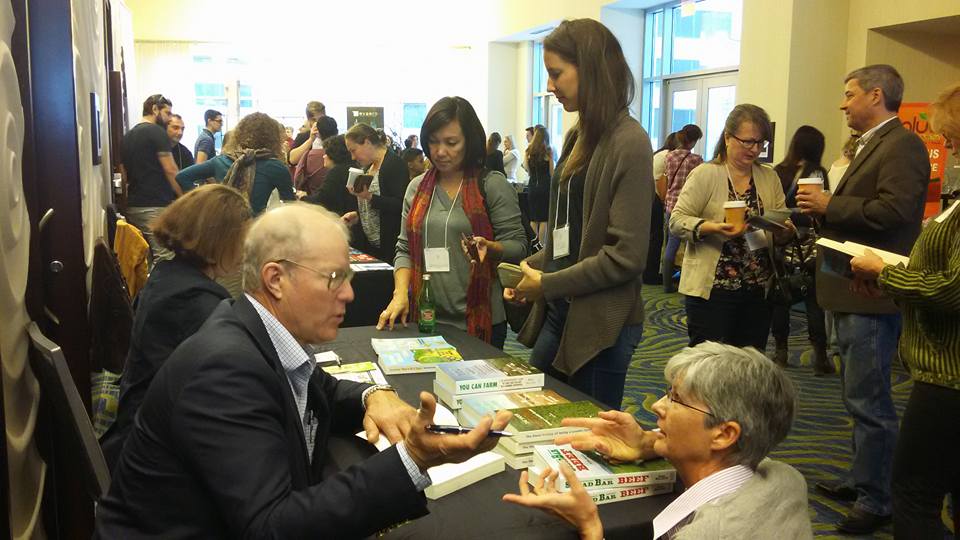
top-left (519, 112), bottom-right (653, 376)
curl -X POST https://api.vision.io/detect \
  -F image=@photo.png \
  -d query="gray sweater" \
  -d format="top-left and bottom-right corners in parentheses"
top-left (674, 459), bottom-right (813, 540)
top-left (394, 170), bottom-right (527, 330)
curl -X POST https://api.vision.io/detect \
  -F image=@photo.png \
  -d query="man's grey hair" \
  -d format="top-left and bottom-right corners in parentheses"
top-left (242, 202), bottom-right (349, 293)
top-left (665, 342), bottom-right (797, 469)
top-left (845, 64), bottom-right (904, 112)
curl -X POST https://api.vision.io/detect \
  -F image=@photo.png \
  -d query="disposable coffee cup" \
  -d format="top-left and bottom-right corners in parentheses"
top-left (346, 167), bottom-right (364, 190)
top-left (723, 200), bottom-right (747, 227)
top-left (797, 177), bottom-right (824, 195)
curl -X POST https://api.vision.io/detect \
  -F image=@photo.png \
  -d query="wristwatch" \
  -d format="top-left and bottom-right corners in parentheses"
top-left (361, 384), bottom-right (397, 409)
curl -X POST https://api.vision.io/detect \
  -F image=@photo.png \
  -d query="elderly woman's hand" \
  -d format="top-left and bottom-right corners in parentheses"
top-left (554, 410), bottom-right (661, 464)
top-left (502, 464), bottom-right (604, 540)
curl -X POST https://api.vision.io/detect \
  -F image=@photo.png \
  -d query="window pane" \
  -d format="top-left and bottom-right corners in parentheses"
top-left (532, 42), bottom-right (548, 94)
top-left (532, 96), bottom-right (544, 127)
top-left (670, 0), bottom-right (742, 74)
top-left (403, 103), bottom-right (427, 129)
top-left (642, 81), bottom-right (663, 150)
top-left (670, 89), bottom-right (697, 133)
top-left (704, 85), bottom-right (737, 159)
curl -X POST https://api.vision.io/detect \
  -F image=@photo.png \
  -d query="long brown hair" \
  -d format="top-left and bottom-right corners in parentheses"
top-left (525, 125), bottom-right (549, 163)
top-left (543, 19), bottom-right (634, 181)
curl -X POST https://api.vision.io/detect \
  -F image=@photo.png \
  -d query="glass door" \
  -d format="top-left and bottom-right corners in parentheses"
top-left (664, 73), bottom-right (737, 157)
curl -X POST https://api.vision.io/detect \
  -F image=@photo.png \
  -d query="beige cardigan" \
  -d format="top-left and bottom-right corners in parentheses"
top-left (669, 162), bottom-right (785, 300)
top-left (518, 112), bottom-right (653, 376)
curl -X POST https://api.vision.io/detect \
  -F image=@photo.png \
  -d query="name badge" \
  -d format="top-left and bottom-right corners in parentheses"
top-left (424, 247), bottom-right (451, 273)
top-left (553, 226), bottom-right (570, 259)
top-left (744, 229), bottom-right (766, 252)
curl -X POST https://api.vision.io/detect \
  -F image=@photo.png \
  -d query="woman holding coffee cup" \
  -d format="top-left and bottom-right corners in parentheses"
top-left (669, 104), bottom-right (791, 349)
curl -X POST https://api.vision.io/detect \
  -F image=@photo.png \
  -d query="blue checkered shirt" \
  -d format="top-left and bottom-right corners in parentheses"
top-left (245, 295), bottom-right (431, 491)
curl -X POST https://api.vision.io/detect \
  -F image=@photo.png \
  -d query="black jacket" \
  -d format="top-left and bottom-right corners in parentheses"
top-left (95, 295), bottom-right (428, 539)
top-left (306, 162), bottom-right (358, 217)
top-left (100, 258), bottom-right (229, 470)
top-left (355, 151), bottom-right (410, 263)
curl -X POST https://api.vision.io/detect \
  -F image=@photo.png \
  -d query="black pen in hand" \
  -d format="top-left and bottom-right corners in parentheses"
top-left (426, 424), bottom-right (513, 437)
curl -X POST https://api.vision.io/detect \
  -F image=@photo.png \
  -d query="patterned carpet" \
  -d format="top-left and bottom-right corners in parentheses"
top-left (503, 284), bottom-right (955, 539)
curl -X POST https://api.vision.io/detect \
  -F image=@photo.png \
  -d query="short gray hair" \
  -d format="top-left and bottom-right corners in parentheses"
top-left (665, 342), bottom-right (797, 469)
top-left (845, 64), bottom-right (904, 112)
top-left (242, 202), bottom-right (349, 293)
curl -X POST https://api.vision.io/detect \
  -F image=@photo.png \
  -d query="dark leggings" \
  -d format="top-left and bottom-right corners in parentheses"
top-left (685, 287), bottom-right (772, 350)
top-left (892, 381), bottom-right (960, 538)
top-left (770, 278), bottom-right (826, 347)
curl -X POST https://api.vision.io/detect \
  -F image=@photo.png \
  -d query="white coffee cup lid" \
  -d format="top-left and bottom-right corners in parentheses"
top-left (723, 200), bottom-right (747, 208)
top-left (798, 177), bottom-right (824, 184)
top-left (348, 167), bottom-right (364, 175)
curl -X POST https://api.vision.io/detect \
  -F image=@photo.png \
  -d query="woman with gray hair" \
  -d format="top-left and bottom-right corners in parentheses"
top-left (503, 342), bottom-right (812, 539)
top-left (670, 104), bottom-right (793, 351)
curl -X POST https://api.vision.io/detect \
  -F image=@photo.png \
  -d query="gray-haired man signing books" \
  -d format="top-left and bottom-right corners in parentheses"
top-left (96, 203), bottom-right (511, 539)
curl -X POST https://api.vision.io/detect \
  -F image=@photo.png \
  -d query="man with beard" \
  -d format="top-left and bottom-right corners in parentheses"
top-left (121, 94), bottom-right (182, 265)
top-left (167, 113), bottom-right (194, 170)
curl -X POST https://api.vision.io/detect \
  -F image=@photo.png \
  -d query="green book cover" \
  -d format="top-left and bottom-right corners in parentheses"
top-left (412, 347), bottom-right (462, 364)
top-left (508, 401), bottom-right (602, 433)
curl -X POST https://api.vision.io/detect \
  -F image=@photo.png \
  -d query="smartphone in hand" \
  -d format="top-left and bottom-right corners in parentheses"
top-left (461, 232), bottom-right (481, 263)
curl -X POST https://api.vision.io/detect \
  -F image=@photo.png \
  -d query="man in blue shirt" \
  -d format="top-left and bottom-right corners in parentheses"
top-left (194, 108), bottom-right (222, 164)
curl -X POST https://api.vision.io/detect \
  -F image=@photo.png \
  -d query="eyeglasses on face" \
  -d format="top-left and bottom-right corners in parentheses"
top-left (664, 386), bottom-right (718, 418)
top-left (728, 133), bottom-right (768, 151)
top-left (274, 259), bottom-right (354, 290)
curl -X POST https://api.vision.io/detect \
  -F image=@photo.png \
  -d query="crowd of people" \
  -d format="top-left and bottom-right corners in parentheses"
top-left (104, 15), bottom-right (959, 540)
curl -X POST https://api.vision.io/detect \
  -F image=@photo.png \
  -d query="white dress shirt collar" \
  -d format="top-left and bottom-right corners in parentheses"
top-left (653, 464), bottom-right (755, 539)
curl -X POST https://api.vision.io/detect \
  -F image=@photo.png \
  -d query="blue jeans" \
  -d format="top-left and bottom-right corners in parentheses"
top-left (529, 300), bottom-right (643, 409)
top-left (662, 211), bottom-right (682, 292)
top-left (834, 312), bottom-right (901, 516)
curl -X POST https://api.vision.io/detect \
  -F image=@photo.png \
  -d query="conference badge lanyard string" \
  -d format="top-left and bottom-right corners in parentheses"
top-left (725, 163), bottom-right (765, 252)
top-left (423, 178), bottom-right (463, 273)
top-left (553, 180), bottom-right (572, 260)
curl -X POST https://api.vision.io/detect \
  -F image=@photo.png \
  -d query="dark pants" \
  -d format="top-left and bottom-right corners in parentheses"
top-left (643, 197), bottom-right (664, 284)
top-left (685, 288), bottom-right (772, 350)
top-left (662, 211), bottom-right (682, 292)
top-left (491, 322), bottom-right (507, 350)
top-left (529, 300), bottom-right (643, 410)
top-left (892, 381), bottom-right (960, 538)
top-left (770, 278), bottom-right (826, 347)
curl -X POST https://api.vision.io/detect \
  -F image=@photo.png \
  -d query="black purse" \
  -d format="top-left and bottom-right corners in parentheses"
top-left (765, 234), bottom-right (813, 306)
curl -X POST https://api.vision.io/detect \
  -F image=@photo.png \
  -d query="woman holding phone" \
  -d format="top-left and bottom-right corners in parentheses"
top-left (506, 19), bottom-right (653, 409)
top-left (343, 123), bottom-right (411, 263)
top-left (378, 97), bottom-right (526, 348)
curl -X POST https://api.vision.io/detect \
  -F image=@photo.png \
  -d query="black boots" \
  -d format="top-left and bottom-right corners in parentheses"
top-left (813, 343), bottom-right (835, 376)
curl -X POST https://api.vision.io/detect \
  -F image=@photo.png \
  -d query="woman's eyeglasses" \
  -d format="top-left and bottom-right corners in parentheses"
top-left (664, 386), bottom-right (718, 418)
top-left (728, 134), bottom-right (769, 152)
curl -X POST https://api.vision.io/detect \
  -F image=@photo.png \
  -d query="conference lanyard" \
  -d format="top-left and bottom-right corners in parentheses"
top-left (725, 164), bottom-right (764, 251)
top-left (423, 179), bottom-right (463, 273)
top-left (553, 181), bottom-right (572, 259)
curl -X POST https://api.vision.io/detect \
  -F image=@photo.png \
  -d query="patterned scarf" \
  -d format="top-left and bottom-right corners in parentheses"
top-left (406, 167), bottom-right (494, 342)
top-left (223, 148), bottom-right (274, 198)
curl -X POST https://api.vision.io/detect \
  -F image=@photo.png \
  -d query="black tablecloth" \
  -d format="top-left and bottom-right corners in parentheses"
top-left (321, 325), bottom-right (676, 540)
top-left (343, 254), bottom-right (394, 328)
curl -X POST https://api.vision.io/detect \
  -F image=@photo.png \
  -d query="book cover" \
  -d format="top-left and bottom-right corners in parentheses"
top-left (435, 358), bottom-right (544, 395)
top-left (816, 237), bottom-right (910, 268)
top-left (527, 465), bottom-right (674, 504)
top-left (372, 336), bottom-right (463, 375)
top-left (532, 444), bottom-right (676, 491)
top-left (492, 443), bottom-right (536, 470)
top-left (424, 452), bottom-right (505, 500)
top-left (495, 401), bottom-right (601, 451)
top-left (434, 379), bottom-right (538, 411)
top-left (460, 389), bottom-right (568, 423)
top-left (322, 361), bottom-right (388, 385)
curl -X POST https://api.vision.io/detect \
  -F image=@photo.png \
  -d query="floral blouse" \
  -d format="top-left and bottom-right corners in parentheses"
top-left (714, 178), bottom-right (772, 291)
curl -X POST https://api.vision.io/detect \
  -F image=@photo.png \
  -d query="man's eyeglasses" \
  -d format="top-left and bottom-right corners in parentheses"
top-left (728, 134), bottom-right (768, 151)
top-left (274, 259), bottom-right (354, 290)
top-left (664, 386), bottom-right (718, 418)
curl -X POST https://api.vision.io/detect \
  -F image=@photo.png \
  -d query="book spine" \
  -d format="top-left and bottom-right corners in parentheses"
top-left (450, 374), bottom-right (545, 395)
top-left (589, 482), bottom-right (674, 505)
top-left (500, 429), bottom-right (583, 454)
top-left (576, 470), bottom-right (677, 491)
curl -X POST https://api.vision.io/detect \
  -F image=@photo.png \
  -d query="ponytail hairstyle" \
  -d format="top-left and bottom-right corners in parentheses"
top-left (543, 19), bottom-right (634, 182)
top-left (676, 124), bottom-right (703, 149)
top-left (344, 123), bottom-right (387, 148)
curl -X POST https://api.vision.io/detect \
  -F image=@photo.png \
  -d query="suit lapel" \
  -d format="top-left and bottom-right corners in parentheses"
top-left (834, 119), bottom-right (901, 194)
top-left (232, 295), bottom-right (311, 466)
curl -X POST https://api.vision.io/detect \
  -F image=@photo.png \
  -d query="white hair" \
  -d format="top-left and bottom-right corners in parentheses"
top-left (665, 341), bottom-right (797, 469)
top-left (242, 202), bottom-right (349, 293)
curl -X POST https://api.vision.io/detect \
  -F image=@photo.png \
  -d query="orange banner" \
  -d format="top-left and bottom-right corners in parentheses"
top-left (899, 103), bottom-right (947, 218)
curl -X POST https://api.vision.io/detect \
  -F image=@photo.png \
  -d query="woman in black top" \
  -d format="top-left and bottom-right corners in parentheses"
top-left (307, 134), bottom-right (357, 217)
top-left (343, 123), bottom-right (412, 263)
top-left (484, 132), bottom-right (506, 174)
top-left (525, 125), bottom-right (554, 242)
top-left (101, 185), bottom-right (252, 470)
top-left (770, 125), bottom-right (833, 374)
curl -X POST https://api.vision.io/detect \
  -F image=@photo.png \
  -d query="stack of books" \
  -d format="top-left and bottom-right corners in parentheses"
top-left (465, 400), bottom-right (603, 469)
top-left (371, 336), bottom-right (463, 375)
top-left (433, 358), bottom-right (545, 409)
top-left (528, 444), bottom-right (676, 504)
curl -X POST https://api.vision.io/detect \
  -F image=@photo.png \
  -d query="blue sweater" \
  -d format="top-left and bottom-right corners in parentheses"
top-left (176, 154), bottom-right (295, 214)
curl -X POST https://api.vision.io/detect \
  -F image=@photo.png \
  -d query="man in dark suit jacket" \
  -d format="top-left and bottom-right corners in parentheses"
top-left (798, 64), bottom-right (930, 535)
top-left (95, 203), bottom-right (510, 539)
